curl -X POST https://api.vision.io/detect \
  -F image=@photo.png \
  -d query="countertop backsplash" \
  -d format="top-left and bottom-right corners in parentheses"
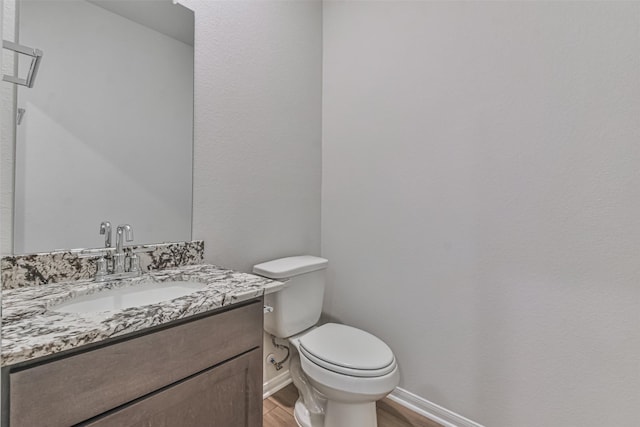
top-left (0, 241), bottom-right (205, 290)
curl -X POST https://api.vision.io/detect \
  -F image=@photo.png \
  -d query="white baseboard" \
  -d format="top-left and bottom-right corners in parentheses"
top-left (263, 371), bottom-right (483, 427)
top-left (263, 370), bottom-right (292, 399)
top-left (388, 387), bottom-right (485, 427)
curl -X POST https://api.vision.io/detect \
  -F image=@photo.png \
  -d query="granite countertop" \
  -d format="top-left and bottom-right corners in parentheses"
top-left (1, 264), bottom-right (284, 367)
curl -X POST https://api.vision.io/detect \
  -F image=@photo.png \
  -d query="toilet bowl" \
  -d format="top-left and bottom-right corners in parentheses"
top-left (254, 256), bottom-right (400, 427)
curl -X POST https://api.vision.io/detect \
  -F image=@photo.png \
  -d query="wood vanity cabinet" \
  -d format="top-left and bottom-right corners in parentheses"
top-left (2, 298), bottom-right (264, 427)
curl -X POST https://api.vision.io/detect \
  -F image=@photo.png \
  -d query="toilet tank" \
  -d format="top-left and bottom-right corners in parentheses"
top-left (253, 256), bottom-right (328, 338)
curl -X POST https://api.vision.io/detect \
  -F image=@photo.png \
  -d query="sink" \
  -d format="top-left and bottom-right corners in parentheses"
top-left (52, 281), bottom-right (207, 314)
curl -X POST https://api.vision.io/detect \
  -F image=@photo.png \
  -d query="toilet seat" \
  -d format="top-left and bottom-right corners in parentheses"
top-left (299, 323), bottom-right (396, 378)
top-left (300, 351), bottom-right (400, 400)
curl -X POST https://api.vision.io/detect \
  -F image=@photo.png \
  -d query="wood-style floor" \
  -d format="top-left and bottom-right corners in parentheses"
top-left (263, 384), bottom-right (443, 427)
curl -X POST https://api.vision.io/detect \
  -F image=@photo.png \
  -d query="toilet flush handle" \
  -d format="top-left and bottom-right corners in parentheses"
top-left (264, 305), bottom-right (274, 314)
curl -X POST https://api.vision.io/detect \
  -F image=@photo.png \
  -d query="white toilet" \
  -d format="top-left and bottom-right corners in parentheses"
top-left (253, 256), bottom-right (399, 427)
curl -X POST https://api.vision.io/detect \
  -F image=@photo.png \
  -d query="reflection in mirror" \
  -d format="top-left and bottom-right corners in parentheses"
top-left (12, 0), bottom-right (194, 254)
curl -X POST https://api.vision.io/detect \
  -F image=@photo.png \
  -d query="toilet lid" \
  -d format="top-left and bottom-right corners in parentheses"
top-left (299, 323), bottom-right (396, 377)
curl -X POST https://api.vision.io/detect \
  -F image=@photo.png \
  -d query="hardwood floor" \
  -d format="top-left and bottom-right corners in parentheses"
top-left (263, 384), bottom-right (442, 427)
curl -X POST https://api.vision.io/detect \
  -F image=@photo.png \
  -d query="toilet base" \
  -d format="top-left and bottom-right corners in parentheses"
top-left (295, 396), bottom-right (378, 427)
top-left (294, 398), bottom-right (310, 427)
top-left (294, 397), bottom-right (326, 427)
top-left (324, 400), bottom-right (377, 427)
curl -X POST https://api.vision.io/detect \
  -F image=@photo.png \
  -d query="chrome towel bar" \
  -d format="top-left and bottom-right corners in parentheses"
top-left (2, 40), bottom-right (43, 88)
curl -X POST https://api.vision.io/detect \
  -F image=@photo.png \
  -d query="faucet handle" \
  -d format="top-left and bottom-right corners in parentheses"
top-left (128, 253), bottom-right (142, 274)
top-left (95, 256), bottom-right (109, 281)
top-left (78, 248), bottom-right (115, 280)
top-left (99, 221), bottom-right (112, 248)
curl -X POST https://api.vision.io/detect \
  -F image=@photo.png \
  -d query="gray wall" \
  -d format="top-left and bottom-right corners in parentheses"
top-left (322, 2), bottom-right (640, 426)
top-left (185, 0), bottom-right (322, 383)
top-left (188, 0), bottom-right (322, 274)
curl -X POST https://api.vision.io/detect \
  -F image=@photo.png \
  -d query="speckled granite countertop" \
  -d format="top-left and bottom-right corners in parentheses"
top-left (1, 264), bottom-right (283, 367)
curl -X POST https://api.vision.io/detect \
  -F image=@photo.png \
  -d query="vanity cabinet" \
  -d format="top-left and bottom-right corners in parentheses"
top-left (3, 299), bottom-right (263, 427)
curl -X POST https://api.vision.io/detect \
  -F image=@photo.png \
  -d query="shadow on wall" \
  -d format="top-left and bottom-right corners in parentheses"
top-left (319, 312), bottom-right (344, 326)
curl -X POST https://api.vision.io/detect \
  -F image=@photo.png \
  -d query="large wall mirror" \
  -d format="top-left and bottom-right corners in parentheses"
top-left (7, 0), bottom-right (194, 254)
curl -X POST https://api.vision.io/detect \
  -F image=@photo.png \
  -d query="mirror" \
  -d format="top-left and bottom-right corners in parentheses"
top-left (8, 0), bottom-right (194, 254)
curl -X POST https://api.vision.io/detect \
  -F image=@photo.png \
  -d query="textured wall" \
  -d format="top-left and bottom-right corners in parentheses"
top-left (188, 0), bottom-right (322, 273)
top-left (185, 0), bottom-right (322, 382)
top-left (322, 2), bottom-right (640, 426)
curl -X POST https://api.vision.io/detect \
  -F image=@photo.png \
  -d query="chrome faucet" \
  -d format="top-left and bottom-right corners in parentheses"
top-left (114, 224), bottom-right (134, 274)
top-left (81, 222), bottom-right (145, 281)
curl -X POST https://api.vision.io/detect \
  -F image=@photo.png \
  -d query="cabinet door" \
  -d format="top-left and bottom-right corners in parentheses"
top-left (81, 349), bottom-right (262, 427)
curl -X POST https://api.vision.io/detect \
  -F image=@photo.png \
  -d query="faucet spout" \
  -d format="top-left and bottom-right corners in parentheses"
top-left (114, 224), bottom-right (134, 273)
top-left (115, 224), bottom-right (134, 253)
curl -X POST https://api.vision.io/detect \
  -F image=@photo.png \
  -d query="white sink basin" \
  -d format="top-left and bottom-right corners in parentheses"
top-left (52, 281), bottom-right (207, 314)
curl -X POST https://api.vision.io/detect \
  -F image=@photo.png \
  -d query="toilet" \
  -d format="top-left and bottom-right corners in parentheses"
top-left (253, 256), bottom-right (399, 427)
